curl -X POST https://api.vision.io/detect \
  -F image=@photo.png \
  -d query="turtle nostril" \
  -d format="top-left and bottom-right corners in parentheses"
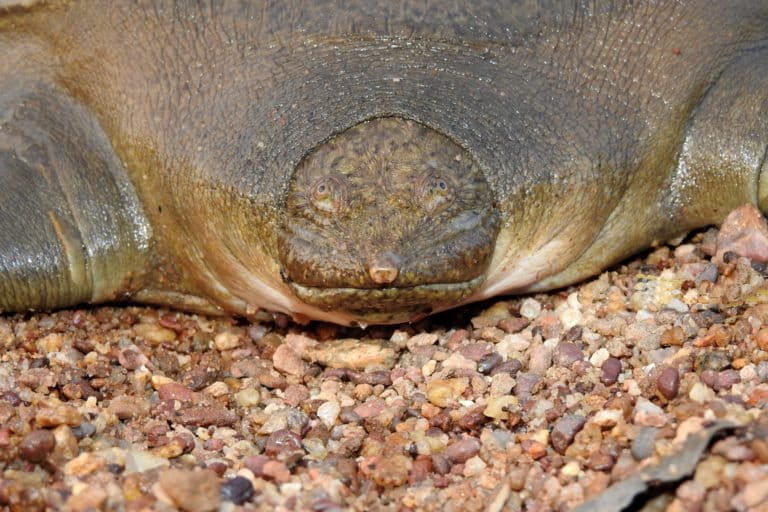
top-left (369, 265), bottom-right (399, 284)
top-left (367, 252), bottom-right (402, 284)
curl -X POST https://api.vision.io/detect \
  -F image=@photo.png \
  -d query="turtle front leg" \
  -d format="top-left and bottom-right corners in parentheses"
top-left (0, 78), bottom-right (151, 312)
top-left (671, 45), bottom-right (768, 226)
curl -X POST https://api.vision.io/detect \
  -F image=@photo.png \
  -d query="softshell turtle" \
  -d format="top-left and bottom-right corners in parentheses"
top-left (0, 1), bottom-right (767, 326)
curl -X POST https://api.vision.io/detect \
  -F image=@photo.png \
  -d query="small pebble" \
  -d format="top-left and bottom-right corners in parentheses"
top-left (441, 352), bottom-right (477, 371)
top-left (134, 323), bottom-right (177, 345)
top-left (462, 455), bottom-right (487, 477)
top-left (484, 396), bottom-right (517, 420)
top-left (406, 333), bottom-right (439, 350)
top-left (490, 359), bottom-right (522, 376)
top-left (273, 344), bottom-right (309, 377)
top-left (690, 382), bottom-right (717, 403)
top-left (214, 331), bottom-right (241, 351)
top-left (65, 452), bottom-right (107, 477)
top-left (715, 204), bottom-right (768, 263)
top-left (66, 487), bottom-right (108, 511)
top-left (234, 387), bottom-right (261, 408)
top-left (157, 382), bottom-right (194, 402)
top-left (158, 469), bottom-right (220, 512)
top-left (520, 298), bottom-right (542, 320)
top-left (514, 373), bottom-right (541, 397)
top-left (35, 405), bottom-right (83, 428)
top-left (262, 460), bottom-right (291, 483)
top-left (444, 437), bottom-right (481, 463)
top-left (600, 358), bottom-right (622, 385)
top-left (660, 326), bottom-right (685, 347)
top-left (588, 452), bottom-right (615, 471)
top-left (714, 369), bottom-right (741, 391)
top-left (695, 263), bottom-right (719, 284)
top-left (265, 429), bottom-right (303, 457)
top-left (696, 351), bottom-right (731, 372)
top-left (362, 454), bottom-right (411, 488)
top-left (657, 367), bottom-right (680, 399)
top-left (550, 415), bottom-right (586, 454)
top-left (498, 317), bottom-right (529, 333)
top-left (317, 400), bottom-right (341, 429)
top-left (306, 338), bottom-right (398, 370)
top-left (426, 378), bottom-right (468, 407)
top-left (220, 476), bottom-right (254, 505)
top-left (631, 427), bottom-right (658, 460)
top-left (528, 344), bottom-right (553, 376)
top-left (633, 398), bottom-right (668, 427)
top-left (477, 352), bottom-right (503, 374)
top-left (71, 423), bottom-right (96, 440)
top-left (665, 298), bottom-right (688, 313)
top-left (553, 342), bottom-right (584, 367)
top-left (118, 346), bottom-right (148, 370)
top-left (19, 429), bottom-right (56, 463)
top-left (589, 348), bottom-right (610, 368)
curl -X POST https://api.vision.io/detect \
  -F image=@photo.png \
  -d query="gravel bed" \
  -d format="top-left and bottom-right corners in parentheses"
top-left (1, 215), bottom-right (768, 511)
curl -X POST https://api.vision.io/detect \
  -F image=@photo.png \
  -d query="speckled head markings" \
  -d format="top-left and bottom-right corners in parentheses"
top-left (278, 117), bottom-right (500, 322)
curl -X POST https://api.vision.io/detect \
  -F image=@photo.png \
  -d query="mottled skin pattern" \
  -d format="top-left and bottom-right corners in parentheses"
top-left (279, 118), bottom-right (499, 322)
top-left (0, 1), bottom-right (766, 325)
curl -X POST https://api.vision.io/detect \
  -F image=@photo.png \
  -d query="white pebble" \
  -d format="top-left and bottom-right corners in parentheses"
top-left (234, 387), bottom-right (261, 408)
top-left (739, 364), bottom-right (758, 382)
top-left (422, 359), bottom-right (437, 377)
top-left (462, 456), bottom-right (487, 477)
top-left (624, 379), bottom-right (642, 396)
top-left (689, 382), bottom-right (716, 403)
top-left (589, 348), bottom-right (610, 367)
top-left (559, 307), bottom-right (583, 330)
top-left (592, 409), bottom-right (623, 427)
top-left (497, 334), bottom-right (530, 359)
top-left (665, 298), bottom-right (689, 313)
top-left (635, 309), bottom-right (654, 321)
top-left (406, 333), bottom-right (438, 351)
top-left (520, 298), bottom-right (542, 320)
top-left (317, 400), bottom-right (341, 429)
top-left (214, 331), bottom-right (241, 351)
top-left (441, 353), bottom-right (477, 371)
top-left (561, 461), bottom-right (582, 478)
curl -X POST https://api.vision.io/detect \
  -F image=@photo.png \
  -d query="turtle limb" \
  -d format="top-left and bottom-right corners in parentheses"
top-left (673, 44), bottom-right (768, 224)
top-left (0, 77), bottom-right (151, 312)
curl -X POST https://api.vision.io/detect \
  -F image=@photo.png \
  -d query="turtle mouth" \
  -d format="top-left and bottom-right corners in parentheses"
top-left (284, 275), bottom-right (485, 323)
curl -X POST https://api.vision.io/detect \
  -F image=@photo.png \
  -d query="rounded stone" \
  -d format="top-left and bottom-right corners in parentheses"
top-left (19, 429), bottom-right (56, 463)
top-left (657, 366), bottom-right (680, 399)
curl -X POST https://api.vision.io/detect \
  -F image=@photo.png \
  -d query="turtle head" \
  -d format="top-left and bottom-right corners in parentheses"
top-left (278, 117), bottom-right (499, 324)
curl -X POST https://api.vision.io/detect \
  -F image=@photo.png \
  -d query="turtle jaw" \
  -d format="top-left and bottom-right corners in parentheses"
top-left (284, 275), bottom-right (486, 324)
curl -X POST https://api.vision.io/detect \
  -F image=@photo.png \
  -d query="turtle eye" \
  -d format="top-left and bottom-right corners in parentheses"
top-left (310, 176), bottom-right (345, 214)
top-left (417, 172), bottom-right (452, 211)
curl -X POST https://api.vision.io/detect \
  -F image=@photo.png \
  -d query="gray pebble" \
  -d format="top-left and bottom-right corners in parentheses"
top-left (631, 426), bottom-right (658, 460)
